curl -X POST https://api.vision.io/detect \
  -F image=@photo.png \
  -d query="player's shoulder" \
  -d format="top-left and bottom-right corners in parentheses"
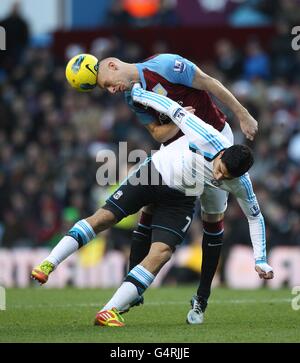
top-left (137, 53), bottom-right (196, 87)
top-left (140, 53), bottom-right (184, 70)
top-left (141, 53), bottom-right (181, 63)
top-left (238, 172), bottom-right (252, 185)
top-left (231, 172), bottom-right (252, 189)
top-left (222, 172), bottom-right (251, 192)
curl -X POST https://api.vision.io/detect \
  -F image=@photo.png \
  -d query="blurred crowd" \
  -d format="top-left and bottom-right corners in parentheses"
top-left (107, 0), bottom-right (179, 27)
top-left (105, 0), bottom-right (300, 28)
top-left (0, 2), bottom-right (300, 274)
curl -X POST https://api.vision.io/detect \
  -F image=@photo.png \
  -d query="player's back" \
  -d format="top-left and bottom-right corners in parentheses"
top-left (135, 54), bottom-right (226, 132)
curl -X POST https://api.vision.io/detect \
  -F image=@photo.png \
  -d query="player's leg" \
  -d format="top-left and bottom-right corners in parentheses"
top-left (31, 208), bottom-right (117, 284)
top-left (193, 123), bottom-right (232, 305)
top-left (129, 204), bottom-right (154, 270)
top-left (95, 187), bottom-right (195, 326)
top-left (121, 205), bottom-right (154, 313)
top-left (187, 116), bottom-right (234, 324)
top-left (187, 212), bottom-right (224, 324)
top-left (95, 240), bottom-right (172, 327)
top-left (125, 187), bottom-right (194, 309)
top-left (31, 160), bottom-right (153, 284)
top-left (187, 187), bottom-right (227, 324)
top-left (198, 212), bottom-right (224, 299)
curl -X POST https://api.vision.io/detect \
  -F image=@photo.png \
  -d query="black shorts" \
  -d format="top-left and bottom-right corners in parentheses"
top-left (103, 159), bottom-right (196, 248)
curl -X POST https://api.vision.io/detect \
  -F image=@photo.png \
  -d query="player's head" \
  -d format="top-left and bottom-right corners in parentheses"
top-left (213, 145), bottom-right (254, 180)
top-left (65, 54), bottom-right (99, 92)
top-left (96, 57), bottom-right (138, 94)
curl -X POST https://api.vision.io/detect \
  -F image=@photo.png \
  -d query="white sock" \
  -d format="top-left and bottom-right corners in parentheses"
top-left (101, 282), bottom-right (139, 311)
top-left (101, 265), bottom-right (155, 311)
top-left (46, 235), bottom-right (79, 267)
top-left (45, 219), bottom-right (96, 267)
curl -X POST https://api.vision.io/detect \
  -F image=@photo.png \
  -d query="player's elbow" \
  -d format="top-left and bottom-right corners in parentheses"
top-left (151, 128), bottom-right (169, 143)
top-left (203, 76), bottom-right (222, 92)
top-left (193, 70), bottom-right (215, 91)
top-left (247, 211), bottom-right (263, 222)
top-left (153, 134), bottom-right (169, 143)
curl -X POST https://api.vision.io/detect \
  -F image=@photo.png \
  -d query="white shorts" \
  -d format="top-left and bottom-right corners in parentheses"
top-left (200, 122), bottom-right (234, 215)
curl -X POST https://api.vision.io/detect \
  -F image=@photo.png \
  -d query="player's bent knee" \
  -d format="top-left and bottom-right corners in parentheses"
top-left (141, 242), bottom-right (173, 275)
top-left (149, 242), bottom-right (173, 263)
top-left (86, 208), bottom-right (118, 233)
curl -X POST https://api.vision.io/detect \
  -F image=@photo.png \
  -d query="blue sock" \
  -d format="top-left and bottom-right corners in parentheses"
top-left (125, 264), bottom-right (155, 295)
top-left (101, 265), bottom-right (155, 311)
top-left (67, 219), bottom-right (96, 248)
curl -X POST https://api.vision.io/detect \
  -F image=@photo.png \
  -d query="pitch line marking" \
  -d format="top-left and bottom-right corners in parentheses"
top-left (11, 298), bottom-right (292, 309)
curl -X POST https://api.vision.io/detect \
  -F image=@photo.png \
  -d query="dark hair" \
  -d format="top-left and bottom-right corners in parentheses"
top-left (221, 145), bottom-right (254, 178)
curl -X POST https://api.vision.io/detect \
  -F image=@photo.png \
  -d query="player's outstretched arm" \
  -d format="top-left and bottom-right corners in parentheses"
top-left (131, 84), bottom-right (231, 155)
top-left (145, 120), bottom-right (179, 143)
top-left (144, 106), bottom-right (195, 143)
top-left (131, 83), bottom-right (179, 119)
top-left (238, 199), bottom-right (273, 279)
top-left (233, 176), bottom-right (274, 280)
top-left (191, 68), bottom-right (258, 141)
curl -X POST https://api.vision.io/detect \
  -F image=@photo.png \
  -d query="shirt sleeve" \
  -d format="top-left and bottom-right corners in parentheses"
top-left (150, 54), bottom-right (197, 87)
top-left (125, 91), bottom-right (156, 126)
top-left (175, 109), bottom-right (230, 160)
top-left (233, 174), bottom-right (267, 262)
top-left (130, 86), bottom-right (230, 158)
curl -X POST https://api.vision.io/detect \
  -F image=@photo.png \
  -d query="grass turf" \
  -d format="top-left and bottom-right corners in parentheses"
top-left (0, 286), bottom-right (299, 343)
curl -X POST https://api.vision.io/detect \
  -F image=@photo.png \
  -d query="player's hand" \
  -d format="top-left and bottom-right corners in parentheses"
top-left (239, 113), bottom-right (258, 141)
top-left (184, 106), bottom-right (196, 114)
top-left (255, 262), bottom-right (274, 280)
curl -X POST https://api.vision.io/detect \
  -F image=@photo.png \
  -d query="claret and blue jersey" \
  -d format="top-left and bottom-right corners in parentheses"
top-left (125, 53), bottom-right (226, 132)
top-left (136, 54), bottom-right (196, 90)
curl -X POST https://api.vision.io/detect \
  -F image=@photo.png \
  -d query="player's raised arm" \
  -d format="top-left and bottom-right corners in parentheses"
top-left (143, 106), bottom-right (195, 143)
top-left (144, 121), bottom-right (179, 143)
top-left (229, 174), bottom-right (274, 280)
top-left (131, 84), bottom-right (231, 158)
top-left (125, 90), bottom-right (179, 143)
top-left (191, 67), bottom-right (258, 141)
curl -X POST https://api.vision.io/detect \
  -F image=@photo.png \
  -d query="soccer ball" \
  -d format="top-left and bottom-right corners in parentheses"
top-left (65, 53), bottom-right (99, 92)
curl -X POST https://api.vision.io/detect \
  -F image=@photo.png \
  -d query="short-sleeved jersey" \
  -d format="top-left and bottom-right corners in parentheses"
top-left (125, 53), bottom-right (226, 136)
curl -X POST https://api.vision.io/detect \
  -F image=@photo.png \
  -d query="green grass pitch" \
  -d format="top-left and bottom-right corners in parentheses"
top-left (0, 286), bottom-right (299, 343)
